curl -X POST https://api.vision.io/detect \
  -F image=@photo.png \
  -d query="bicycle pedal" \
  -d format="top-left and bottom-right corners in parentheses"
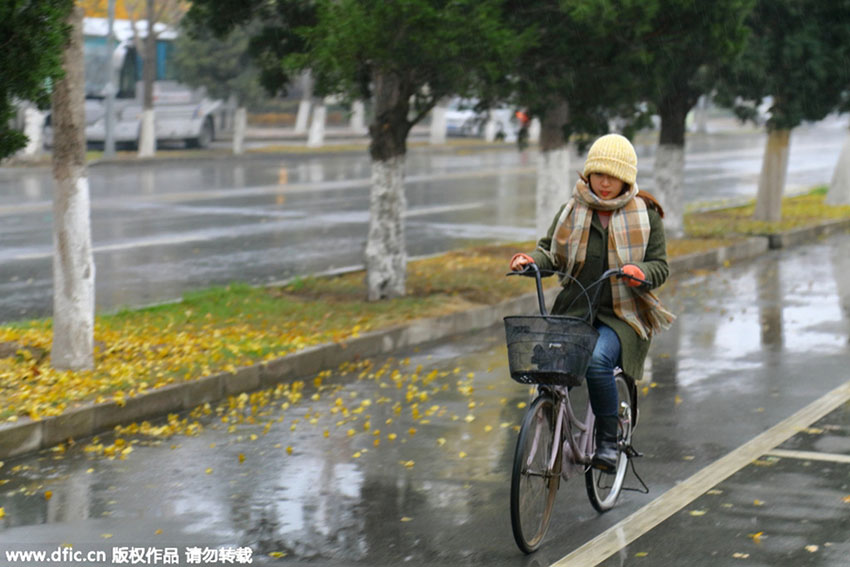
top-left (624, 445), bottom-right (643, 459)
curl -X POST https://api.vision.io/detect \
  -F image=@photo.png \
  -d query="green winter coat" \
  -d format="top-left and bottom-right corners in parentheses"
top-left (528, 201), bottom-right (669, 381)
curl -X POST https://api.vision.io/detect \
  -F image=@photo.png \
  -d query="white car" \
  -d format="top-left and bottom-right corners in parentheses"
top-left (444, 98), bottom-right (519, 140)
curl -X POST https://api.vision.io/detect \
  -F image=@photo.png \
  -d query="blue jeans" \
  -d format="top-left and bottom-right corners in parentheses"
top-left (585, 324), bottom-right (621, 418)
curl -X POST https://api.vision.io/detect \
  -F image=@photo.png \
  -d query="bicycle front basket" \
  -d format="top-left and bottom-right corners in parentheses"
top-left (504, 315), bottom-right (599, 387)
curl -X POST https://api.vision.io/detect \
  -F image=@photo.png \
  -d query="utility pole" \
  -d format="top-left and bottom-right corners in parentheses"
top-left (104, 0), bottom-right (117, 157)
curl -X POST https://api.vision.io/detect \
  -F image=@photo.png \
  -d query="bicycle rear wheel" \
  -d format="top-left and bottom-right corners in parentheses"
top-left (585, 373), bottom-right (634, 512)
top-left (511, 393), bottom-right (560, 553)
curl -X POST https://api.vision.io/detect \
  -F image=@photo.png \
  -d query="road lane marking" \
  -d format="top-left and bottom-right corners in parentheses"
top-left (0, 166), bottom-right (536, 217)
top-left (551, 380), bottom-right (850, 567)
top-left (766, 449), bottom-right (850, 464)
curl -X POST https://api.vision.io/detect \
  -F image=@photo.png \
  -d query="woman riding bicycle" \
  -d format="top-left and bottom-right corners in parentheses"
top-left (509, 133), bottom-right (675, 473)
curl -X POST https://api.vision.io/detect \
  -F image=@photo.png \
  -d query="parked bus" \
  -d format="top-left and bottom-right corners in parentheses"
top-left (46, 17), bottom-right (232, 149)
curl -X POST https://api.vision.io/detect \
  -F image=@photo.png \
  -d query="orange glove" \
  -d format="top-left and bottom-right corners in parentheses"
top-left (510, 253), bottom-right (535, 271)
top-left (622, 264), bottom-right (645, 287)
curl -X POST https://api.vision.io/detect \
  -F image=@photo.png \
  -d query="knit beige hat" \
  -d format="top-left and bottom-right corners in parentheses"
top-left (582, 134), bottom-right (637, 186)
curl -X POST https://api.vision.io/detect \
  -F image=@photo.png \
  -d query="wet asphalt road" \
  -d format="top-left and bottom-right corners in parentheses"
top-left (0, 118), bottom-right (847, 323)
top-left (0, 231), bottom-right (848, 566)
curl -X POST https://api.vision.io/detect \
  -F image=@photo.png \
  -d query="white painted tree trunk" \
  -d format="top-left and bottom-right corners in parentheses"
top-left (350, 100), bottom-right (367, 134)
top-left (138, 109), bottom-right (156, 157)
top-left (429, 104), bottom-right (447, 145)
top-left (484, 118), bottom-right (498, 142)
top-left (294, 71), bottom-right (313, 134)
top-left (307, 102), bottom-right (326, 148)
top-left (51, 5), bottom-right (95, 371)
top-left (52, 174), bottom-right (95, 370)
top-left (653, 143), bottom-right (686, 238)
top-left (365, 156), bottom-right (406, 301)
top-left (295, 100), bottom-right (311, 134)
top-left (754, 129), bottom-right (791, 222)
top-left (528, 118), bottom-right (541, 143)
top-left (536, 147), bottom-right (570, 236)
top-left (232, 107), bottom-right (247, 155)
top-left (21, 107), bottom-right (45, 158)
top-left (826, 131), bottom-right (850, 205)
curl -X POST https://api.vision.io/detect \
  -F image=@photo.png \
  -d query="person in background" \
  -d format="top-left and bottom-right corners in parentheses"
top-left (509, 133), bottom-right (675, 472)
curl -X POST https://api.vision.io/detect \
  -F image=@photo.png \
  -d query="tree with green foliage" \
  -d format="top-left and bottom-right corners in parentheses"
top-left (173, 25), bottom-right (266, 154)
top-left (640, 0), bottom-right (754, 237)
top-left (0, 0), bottom-right (73, 159)
top-left (715, 0), bottom-right (850, 220)
top-left (501, 0), bottom-right (655, 235)
top-left (186, 0), bottom-right (523, 300)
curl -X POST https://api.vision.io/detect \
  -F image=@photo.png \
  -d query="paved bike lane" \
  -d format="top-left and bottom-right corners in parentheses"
top-left (560, 393), bottom-right (850, 567)
top-left (551, 233), bottom-right (850, 566)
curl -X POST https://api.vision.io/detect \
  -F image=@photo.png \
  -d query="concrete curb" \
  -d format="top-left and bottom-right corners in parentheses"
top-left (0, 223), bottom-right (848, 460)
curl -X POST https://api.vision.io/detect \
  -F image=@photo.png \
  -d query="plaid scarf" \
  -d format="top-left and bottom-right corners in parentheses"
top-left (546, 180), bottom-right (675, 339)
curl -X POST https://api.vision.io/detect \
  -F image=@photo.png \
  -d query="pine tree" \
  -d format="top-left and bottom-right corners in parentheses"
top-left (0, 0), bottom-right (73, 159)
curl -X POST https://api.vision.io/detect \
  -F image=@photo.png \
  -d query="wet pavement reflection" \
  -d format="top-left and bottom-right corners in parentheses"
top-left (1, 231), bottom-right (850, 565)
top-left (0, 120), bottom-right (847, 322)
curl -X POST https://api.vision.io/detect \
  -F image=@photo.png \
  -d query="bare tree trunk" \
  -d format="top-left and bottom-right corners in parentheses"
top-left (754, 129), bottom-right (791, 222)
top-left (232, 106), bottom-right (247, 155)
top-left (138, 0), bottom-right (157, 157)
top-left (536, 98), bottom-right (570, 236)
top-left (365, 70), bottom-right (410, 300)
top-left (826, 131), bottom-right (850, 205)
top-left (51, 5), bottom-right (95, 371)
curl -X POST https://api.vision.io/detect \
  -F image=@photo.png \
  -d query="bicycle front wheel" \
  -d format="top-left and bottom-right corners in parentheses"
top-left (510, 393), bottom-right (560, 554)
top-left (585, 373), bottom-right (634, 512)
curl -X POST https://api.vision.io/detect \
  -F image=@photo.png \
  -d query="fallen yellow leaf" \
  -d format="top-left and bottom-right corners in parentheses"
top-left (44, 491), bottom-right (53, 501)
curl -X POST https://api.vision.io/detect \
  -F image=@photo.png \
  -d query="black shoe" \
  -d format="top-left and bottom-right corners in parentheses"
top-left (592, 415), bottom-right (620, 474)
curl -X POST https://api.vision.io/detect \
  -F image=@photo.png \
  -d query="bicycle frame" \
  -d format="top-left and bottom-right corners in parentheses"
top-left (533, 386), bottom-right (595, 477)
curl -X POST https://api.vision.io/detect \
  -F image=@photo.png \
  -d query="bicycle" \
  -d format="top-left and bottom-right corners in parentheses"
top-left (505, 263), bottom-right (648, 554)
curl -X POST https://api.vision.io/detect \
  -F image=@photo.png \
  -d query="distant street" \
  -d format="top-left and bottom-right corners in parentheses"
top-left (1, 231), bottom-right (849, 566)
top-left (0, 117), bottom-right (846, 322)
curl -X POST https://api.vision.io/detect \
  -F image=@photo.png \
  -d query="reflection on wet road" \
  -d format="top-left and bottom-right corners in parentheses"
top-left (0, 119), bottom-right (845, 322)
top-left (1, 232), bottom-right (849, 566)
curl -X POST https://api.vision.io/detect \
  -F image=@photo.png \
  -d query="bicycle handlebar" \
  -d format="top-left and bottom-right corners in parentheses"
top-left (506, 264), bottom-right (652, 317)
